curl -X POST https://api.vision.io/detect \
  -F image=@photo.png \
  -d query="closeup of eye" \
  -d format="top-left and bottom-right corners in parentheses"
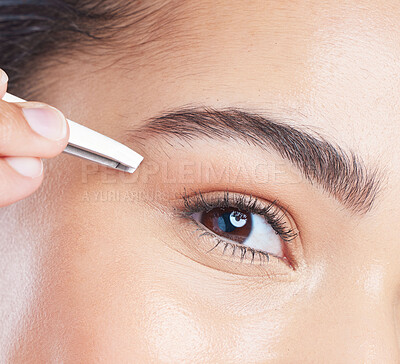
top-left (180, 190), bottom-right (299, 267)
top-left (191, 208), bottom-right (284, 257)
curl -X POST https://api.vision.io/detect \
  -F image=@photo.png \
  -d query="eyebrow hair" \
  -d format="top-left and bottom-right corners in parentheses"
top-left (127, 107), bottom-right (383, 215)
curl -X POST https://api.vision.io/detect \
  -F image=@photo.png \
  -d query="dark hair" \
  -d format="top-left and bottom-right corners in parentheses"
top-left (0, 0), bottom-right (172, 96)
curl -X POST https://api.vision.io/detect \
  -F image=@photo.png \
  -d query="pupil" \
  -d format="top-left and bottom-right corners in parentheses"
top-left (217, 210), bottom-right (247, 232)
top-left (230, 211), bottom-right (247, 227)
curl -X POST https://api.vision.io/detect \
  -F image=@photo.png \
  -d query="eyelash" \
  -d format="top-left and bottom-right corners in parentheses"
top-left (179, 189), bottom-right (298, 264)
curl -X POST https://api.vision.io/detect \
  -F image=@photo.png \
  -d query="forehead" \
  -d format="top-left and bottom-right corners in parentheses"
top-left (115, 1), bottom-right (399, 157)
top-left (51, 0), bottom-right (400, 201)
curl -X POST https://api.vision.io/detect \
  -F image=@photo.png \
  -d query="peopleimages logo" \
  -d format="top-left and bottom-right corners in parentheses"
top-left (80, 159), bottom-right (304, 186)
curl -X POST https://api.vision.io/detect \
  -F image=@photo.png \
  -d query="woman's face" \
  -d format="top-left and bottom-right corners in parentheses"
top-left (2, 1), bottom-right (400, 362)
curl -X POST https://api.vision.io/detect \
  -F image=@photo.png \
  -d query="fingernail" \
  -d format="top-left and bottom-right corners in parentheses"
top-left (0, 69), bottom-right (8, 85)
top-left (22, 105), bottom-right (67, 141)
top-left (4, 157), bottom-right (43, 178)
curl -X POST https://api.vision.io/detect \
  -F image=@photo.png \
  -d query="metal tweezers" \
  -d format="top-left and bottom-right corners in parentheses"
top-left (3, 92), bottom-right (143, 173)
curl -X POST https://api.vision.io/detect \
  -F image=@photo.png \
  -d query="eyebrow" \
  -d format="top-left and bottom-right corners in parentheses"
top-left (126, 107), bottom-right (383, 215)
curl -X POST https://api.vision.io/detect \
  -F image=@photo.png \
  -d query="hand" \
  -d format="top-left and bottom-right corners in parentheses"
top-left (0, 69), bottom-right (69, 207)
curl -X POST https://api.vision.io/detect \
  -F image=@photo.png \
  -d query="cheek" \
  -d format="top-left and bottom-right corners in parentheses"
top-left (10, 206), bottom-right (212, 362)
top-left (8, 167), bottom-right (213, 362)
top-left (9, 161), bottom-right (311, 362)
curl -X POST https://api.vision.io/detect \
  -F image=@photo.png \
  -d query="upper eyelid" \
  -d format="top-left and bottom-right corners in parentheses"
top-left (180, 189), bottom-right (273, 212)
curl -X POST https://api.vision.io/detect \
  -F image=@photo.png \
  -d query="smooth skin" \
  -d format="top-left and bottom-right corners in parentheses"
top-left (1, 0), bottom-right (400, 362)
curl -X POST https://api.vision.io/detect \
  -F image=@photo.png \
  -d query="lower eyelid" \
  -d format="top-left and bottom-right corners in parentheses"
top-left (192, 218), bottom-right (271, 264)
top-left (163, 212), bottom-right (301, 279)
top-left (189, 217), bottom-right (296, 270)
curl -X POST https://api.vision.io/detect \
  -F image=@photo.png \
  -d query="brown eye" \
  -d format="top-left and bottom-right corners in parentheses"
top-left (192, 207), bottom-right (284, 257)
top-left (198, 208), bottom-right (252, 243)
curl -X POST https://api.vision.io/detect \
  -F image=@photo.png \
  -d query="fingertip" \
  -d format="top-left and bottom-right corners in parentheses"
top-left (0, 69), bottom-right (8, 98)
top-left (17, 101), bottom-right (70, 155)
top-left (4, 157), bottom-right (43, 179)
